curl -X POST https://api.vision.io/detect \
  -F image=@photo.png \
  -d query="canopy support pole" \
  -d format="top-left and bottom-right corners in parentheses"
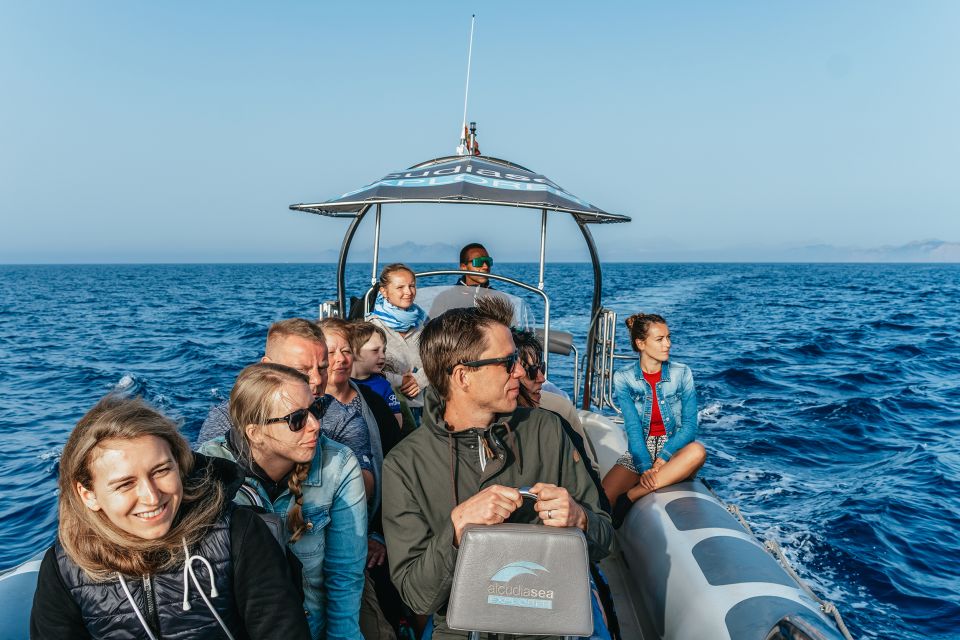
top-left (577, 219), bottom-right (603, 410)
top-left (538, 208), bottom-right (550, 373)
top-left (538, 208), bottom-right (547, 291)
top-left (336, 205), bottom-right (372, 316)
top-left (371, 204), bottom-right (382, 287)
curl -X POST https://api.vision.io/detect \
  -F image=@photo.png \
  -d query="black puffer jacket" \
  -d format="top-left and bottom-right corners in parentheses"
top-left (30, 454), bottom-right (310, 640)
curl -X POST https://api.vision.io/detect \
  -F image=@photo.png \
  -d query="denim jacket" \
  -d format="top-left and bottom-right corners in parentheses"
top-left (613, 360), bottom-right (698, 473)
top-left (200, 435), bottom-right (367, 640)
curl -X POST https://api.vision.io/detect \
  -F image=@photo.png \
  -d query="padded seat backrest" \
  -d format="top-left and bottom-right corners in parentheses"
top-left (446, 523), bottom-right (593, 637)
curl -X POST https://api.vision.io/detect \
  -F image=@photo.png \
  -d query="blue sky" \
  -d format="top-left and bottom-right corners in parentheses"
top-left (1, 1), bottom-right (958, 263)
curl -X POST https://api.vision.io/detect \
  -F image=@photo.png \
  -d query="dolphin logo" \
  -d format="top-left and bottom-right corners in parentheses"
top-left (490, 561), bottom-right (549, 582)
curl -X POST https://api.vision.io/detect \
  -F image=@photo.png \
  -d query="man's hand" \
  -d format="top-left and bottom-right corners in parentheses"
top-left (367, 538), bottom-right (387, 568)
top-left (529, 483), bottom-right (588, 531)
top-left (400, 370), bottom-right (420, 397)
top-left (451, 485), bottom-right (522, 545)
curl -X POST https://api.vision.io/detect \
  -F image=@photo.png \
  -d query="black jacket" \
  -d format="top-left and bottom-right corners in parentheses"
top-left (30, 454), bottom-right (310, 640)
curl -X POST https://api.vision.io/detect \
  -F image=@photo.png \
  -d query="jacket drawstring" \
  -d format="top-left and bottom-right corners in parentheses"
top-left (181, 537), bottom-right (236, 640)
top-left (117, 573), bottom-right (159, 640)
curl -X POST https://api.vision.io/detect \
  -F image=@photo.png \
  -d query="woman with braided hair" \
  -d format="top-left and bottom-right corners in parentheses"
top-left (199, 362), bottom-right (367, 639)
top-left (601, 313), bottom-right (707, 514)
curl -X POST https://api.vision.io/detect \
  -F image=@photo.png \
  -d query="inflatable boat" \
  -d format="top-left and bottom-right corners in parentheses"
top-left (0, 128), bottom-right (853, 640)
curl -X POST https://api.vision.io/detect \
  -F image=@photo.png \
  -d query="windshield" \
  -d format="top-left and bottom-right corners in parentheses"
top-left (411, 284), bottom-right (534, 329)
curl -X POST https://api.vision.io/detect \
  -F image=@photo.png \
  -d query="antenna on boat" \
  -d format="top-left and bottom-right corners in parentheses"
top-left (456, 15), bottom-right (480, 156)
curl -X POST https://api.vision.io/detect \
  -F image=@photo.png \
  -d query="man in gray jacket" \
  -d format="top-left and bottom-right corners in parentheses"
top-left (381, 298), bottom-right (613, 639)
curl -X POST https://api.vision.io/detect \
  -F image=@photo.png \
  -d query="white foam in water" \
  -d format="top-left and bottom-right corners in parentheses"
top-left (698, 401), bottom-right (722, 421)
top-left (116, 374), bottom-right (134, 389)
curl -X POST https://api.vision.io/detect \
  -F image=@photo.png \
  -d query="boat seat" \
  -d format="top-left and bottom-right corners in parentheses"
top-left (534, 328), bottom-right (574, 356)
top-left (446, 523), bottom-right (593, 639)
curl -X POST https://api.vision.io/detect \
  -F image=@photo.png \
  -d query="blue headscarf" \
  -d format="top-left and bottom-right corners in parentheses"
top-left (371, 293), bottom-right (428, 332)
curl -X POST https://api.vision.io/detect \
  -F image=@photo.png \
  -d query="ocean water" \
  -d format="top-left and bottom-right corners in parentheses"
top-left (1, 262), bottom-right (958, 639)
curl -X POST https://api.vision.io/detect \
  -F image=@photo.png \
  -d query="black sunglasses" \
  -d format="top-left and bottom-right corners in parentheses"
top-left (522, 360), bottom-right (545, 380)
top-left (447, 350), bottom-right (519, 375)
top-left (468, 256), bottom-right (493, 268)
top-left (264, 396), bottom-right (327, 432)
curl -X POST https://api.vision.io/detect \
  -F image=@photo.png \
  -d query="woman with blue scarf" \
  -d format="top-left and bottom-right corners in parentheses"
top-left (367, 264), bottom-right (430, 417)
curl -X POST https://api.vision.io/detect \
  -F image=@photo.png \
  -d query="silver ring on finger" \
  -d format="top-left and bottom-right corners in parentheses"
top-left (547, 510), bottom-right (553, 519)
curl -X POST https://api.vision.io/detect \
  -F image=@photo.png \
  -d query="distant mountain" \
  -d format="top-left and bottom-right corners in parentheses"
top-left (314, 241), bottom-right (461, 263)
top-left (603, 239), bottom-right (960, 263)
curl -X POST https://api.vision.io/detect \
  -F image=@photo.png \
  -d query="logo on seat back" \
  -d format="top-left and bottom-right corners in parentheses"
top-left (490, 561), bottom-right (548, 582)
top-left (487, 561), bottom-right (555, 609)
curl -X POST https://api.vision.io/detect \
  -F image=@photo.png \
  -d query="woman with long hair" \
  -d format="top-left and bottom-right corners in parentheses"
top-left (30, 394), bottom-right (309, 640)
top-left (199, 363), bottom-right (367, 640)
top-left (602, 313), bottom-right (707, 509)
top-left (367, 263), bottom-right (429, 418)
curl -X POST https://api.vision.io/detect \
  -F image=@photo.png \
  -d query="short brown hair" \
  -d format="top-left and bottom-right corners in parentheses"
top-left (317, 317), bottom-right (351, 343)
top-left (419, 296), bottom-right (514, 398)
top-left (266, 318), bottom-right (325, 353)
top-left (349, 320), bottom-right (387, 355)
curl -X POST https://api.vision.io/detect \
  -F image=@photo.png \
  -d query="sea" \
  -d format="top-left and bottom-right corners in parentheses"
top-left (1, 262), bottom-right (957, 639)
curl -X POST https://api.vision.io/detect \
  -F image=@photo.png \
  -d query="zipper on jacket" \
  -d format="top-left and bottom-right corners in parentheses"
top-left (142, 574), bottom-right (162, 638)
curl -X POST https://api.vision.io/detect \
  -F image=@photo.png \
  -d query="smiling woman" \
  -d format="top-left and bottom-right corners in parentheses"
top-left (30, 394), bottom-right (310, 640)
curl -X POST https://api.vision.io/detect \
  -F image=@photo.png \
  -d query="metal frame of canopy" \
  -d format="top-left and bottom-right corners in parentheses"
top-left (289, 155), bottom-right (631, 410)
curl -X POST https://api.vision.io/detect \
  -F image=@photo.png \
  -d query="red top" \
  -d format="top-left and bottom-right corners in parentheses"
top-left (643, 369), bottom-right (666, 437)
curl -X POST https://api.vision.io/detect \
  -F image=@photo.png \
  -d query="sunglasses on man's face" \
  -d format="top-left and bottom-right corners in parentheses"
top-left (264, 396), bottom-right (327, 432)
top-left (523, 360), bottom-right (545, 380)
top-left (447, 350), bottom-right (519, 375)
top-left (467, 256), bottom-right (493, 268)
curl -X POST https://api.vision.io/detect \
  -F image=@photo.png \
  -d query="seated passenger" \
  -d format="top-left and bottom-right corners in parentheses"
top-left (317, 318), bottom-right (379, 501)
top-left (199, 363), bottom-right (367, 640)
top-left (318, 318), bottom-right (402, 640)
top-left (381, 297), bottom-right (613, 639)
top-left (351, 320), bottom-right (404, 430)
top-left (32, 394), bottom-right (310, 640)
top-left (512, 327), bottom-right (602, 476)
top-left (457, 242), bottom-right (493, 288)
top-left (367, 263), bottom-right (430, 420)
top-left (601, 313), bottom-right (707, 511)
top-left (196, 318), bottom-right (329, 444)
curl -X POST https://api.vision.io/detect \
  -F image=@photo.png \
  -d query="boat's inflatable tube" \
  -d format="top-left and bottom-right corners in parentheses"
top-left (0, 550), bottom-right (43, 639)
top-left (620, 480), bottom-right (843, 640)
top-left (580, 410), bottom-right (844, 640)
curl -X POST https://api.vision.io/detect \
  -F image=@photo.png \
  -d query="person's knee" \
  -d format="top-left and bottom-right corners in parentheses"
top-left (687, 441), bottom-right (707, 465)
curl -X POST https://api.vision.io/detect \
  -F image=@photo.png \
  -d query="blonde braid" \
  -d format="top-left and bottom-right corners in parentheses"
top-left (285, 462), bottom-right (311, 543)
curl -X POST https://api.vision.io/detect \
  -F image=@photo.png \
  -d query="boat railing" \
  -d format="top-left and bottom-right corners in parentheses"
top-left (585, 308), bottom-right (634, 414)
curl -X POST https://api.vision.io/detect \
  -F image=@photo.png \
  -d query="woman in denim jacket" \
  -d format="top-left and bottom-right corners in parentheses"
top-left (200, 363), bottom-right (367, 640)
top-left (602, 313), bottom-right (706, 509)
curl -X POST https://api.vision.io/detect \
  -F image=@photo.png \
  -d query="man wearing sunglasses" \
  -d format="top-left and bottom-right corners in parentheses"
top-left (196, 318), bottom-right (331, 445)
top-left (457, 242), bottom-right (494, 288)
top-left (380, 297), bottom-right (613, 639)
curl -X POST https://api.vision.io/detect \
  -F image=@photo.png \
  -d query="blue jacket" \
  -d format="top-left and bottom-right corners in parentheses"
top-left (199, 435), bottom-right (367, 640)
top-left (613, 360), bottom-right (698, 472)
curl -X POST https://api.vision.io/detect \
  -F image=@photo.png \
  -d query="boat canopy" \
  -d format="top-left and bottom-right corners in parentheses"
top-left (289, 155), bottom-right (630, 224)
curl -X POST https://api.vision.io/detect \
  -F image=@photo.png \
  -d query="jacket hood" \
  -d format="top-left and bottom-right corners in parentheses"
top-left (421, 386), bottom-right (517, 439)
top-left (421, 386), bottom-right (525, 508)
top-left (190, 451), bottom-right (244, 503)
